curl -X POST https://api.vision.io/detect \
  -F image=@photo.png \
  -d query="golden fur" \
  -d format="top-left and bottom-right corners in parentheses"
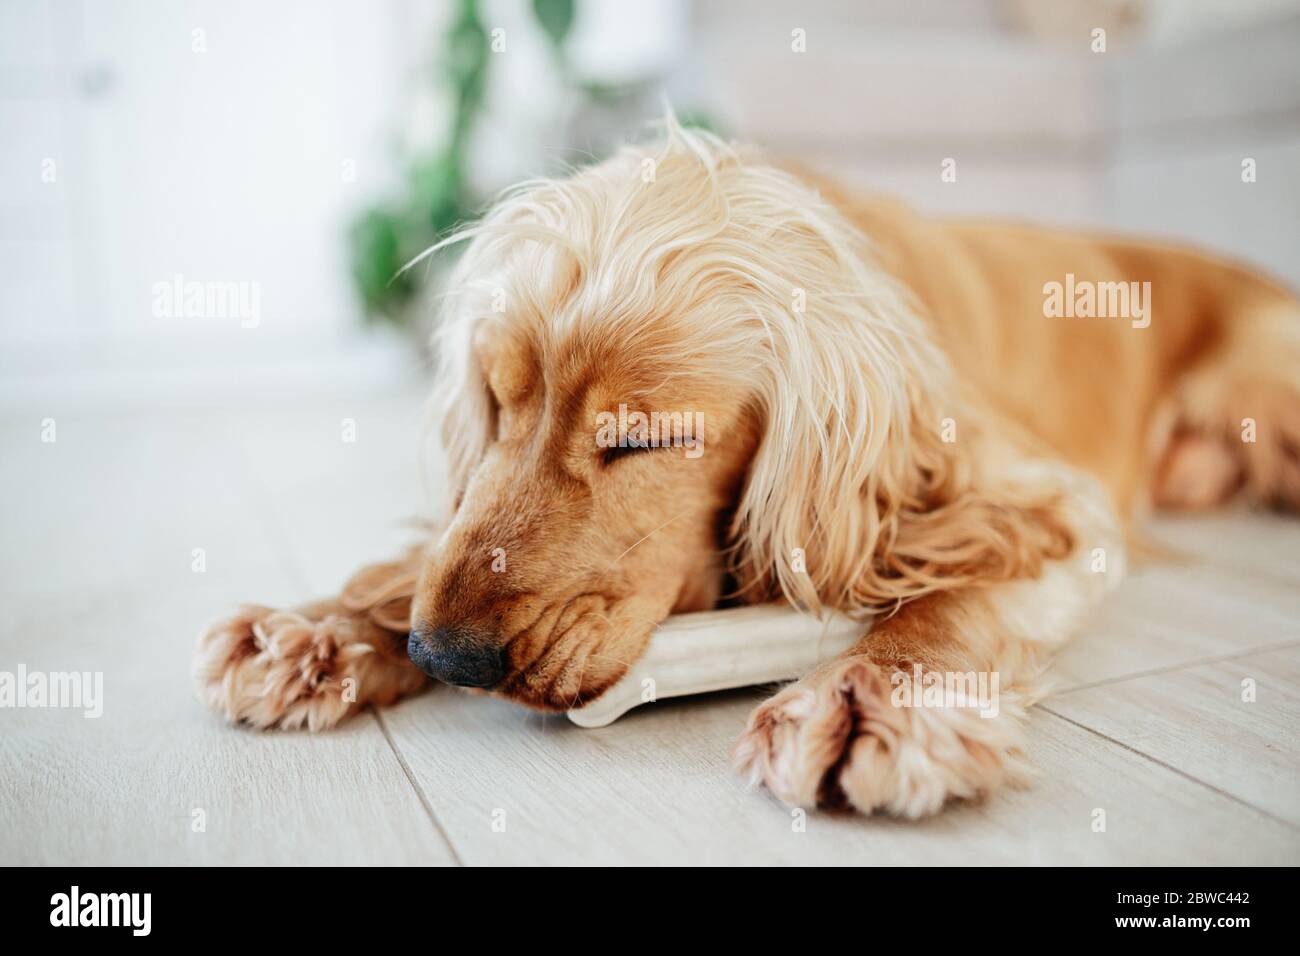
top-left (195, 120), bottom-right (1300, 817)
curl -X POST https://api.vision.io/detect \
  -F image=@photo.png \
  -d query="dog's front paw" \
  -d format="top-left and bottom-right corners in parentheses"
top-left (733, 657), bottom-right (1030, 818)
top-left (193, 604), bottom-right (424, 731)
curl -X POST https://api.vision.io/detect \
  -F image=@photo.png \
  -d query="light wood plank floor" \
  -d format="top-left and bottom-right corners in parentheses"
top-left (2, 380), bottom-right (1297, 865)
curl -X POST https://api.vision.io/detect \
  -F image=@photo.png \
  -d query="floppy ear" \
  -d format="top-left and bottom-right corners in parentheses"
top-left (732, 348), bottom-right (1079, 615)
top-left (429, 309), bottom-right (493, 508)
top-left (726, 229), bottom-right (1077, 616)
top-left (421, 198), bottom-right (557, 510)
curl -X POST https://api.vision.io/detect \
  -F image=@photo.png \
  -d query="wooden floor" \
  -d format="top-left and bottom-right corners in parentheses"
top-left (2, 379), bottom-right (1297, 865)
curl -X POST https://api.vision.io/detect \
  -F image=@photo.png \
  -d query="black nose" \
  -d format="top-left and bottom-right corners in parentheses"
top-left (408, 626), bottom-right (504, 688)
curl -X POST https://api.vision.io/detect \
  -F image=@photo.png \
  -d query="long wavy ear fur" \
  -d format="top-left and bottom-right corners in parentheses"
top-left (715, 166), bottom-right (1078, 616)
top-left (429, 291), bottom-right (493, 508)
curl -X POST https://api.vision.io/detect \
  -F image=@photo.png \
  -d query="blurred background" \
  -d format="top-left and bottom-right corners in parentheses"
top-left (3, 1), bottom-right (1299, 867)
top-left (2, 0), bottom-right (1299, 409)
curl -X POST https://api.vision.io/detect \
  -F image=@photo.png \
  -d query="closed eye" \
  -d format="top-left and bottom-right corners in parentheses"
top-left (600, 442), bottom-right (659, 468)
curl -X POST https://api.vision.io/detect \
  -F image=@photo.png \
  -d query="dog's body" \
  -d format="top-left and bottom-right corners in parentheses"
top-left (845, 191), bottom-right (1299, 516)
top-left (196, 126), bottom-right (1300, 817)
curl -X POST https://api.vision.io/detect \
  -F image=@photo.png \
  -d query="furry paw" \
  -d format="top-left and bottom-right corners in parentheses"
top-left (733, 657), bottom-right (1031, 818)
top-left (193, 604), bottom-right (425, 731)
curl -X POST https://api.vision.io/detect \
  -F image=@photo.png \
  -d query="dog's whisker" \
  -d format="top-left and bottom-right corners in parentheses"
top-left (603, 508), bottom-right (690, 573)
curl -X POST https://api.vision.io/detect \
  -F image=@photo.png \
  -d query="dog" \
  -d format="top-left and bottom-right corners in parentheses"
top-left (195, 121), bottom-right (1300, 818)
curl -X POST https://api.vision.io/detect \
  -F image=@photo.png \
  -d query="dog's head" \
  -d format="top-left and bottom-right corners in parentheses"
top-left (406, 123), bottom-right (946, 710)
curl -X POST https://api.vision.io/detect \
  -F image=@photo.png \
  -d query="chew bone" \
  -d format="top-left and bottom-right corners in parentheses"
top-left (567, 605), bottom-right (867, 727)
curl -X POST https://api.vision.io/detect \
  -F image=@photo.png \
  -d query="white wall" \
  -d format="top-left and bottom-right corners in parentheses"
top-left (4, 0), bottom-right (1297, 408)
top-left (694, 0), bottom-right (1300, 288)
top-left (1106, 16), bottom-right (1300, 285)
top-left (0, 0), bottom-right (423, 403)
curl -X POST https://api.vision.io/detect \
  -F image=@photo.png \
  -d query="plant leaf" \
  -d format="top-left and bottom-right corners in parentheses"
top-left (533, 0), bottom-right (574, 48)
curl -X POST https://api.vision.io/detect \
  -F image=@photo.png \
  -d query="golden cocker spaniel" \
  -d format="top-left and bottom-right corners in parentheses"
top-left (195, 122), bottom-right (1299, 817)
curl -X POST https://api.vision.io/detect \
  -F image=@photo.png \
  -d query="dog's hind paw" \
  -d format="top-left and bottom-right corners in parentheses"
top-left (193, 604), bottom-right (426, 731)
top-left (732, 656), bottom-right (1031, 818)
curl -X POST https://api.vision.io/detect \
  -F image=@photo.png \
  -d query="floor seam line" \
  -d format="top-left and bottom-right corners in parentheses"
top-left (372, 707), bottom-right (466, 866)
top-left (1172, 554), bottom-right (1300, 593)
top-left (1038, 705), bottom-right (1300, 833)
top-left (1050, 637), bottom-right (1300, 696)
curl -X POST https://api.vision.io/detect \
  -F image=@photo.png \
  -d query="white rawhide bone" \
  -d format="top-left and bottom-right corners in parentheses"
top-left (567, 605), bottom-right (868, 727)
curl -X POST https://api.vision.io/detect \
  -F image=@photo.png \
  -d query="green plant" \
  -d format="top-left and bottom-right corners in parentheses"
top-left (349, 0), bottom-right (572, 326)
top-left (348, 0), bottom-right (719, 328)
